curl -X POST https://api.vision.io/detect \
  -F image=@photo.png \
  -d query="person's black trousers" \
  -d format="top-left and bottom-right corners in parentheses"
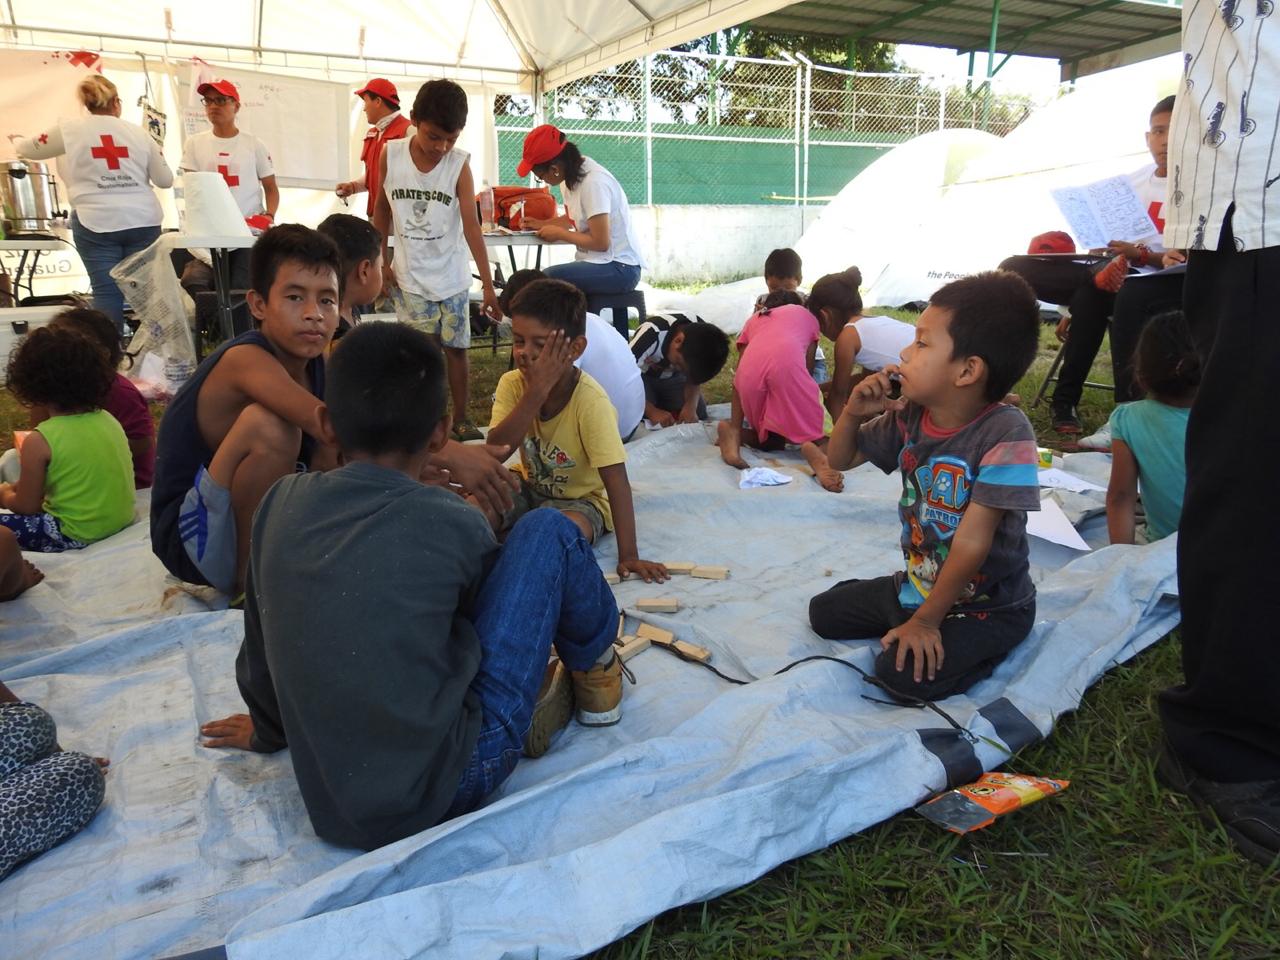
top-left (1159, 214), bottom-right (1280, 782)
top-left (1109, 272), bottom-right (1186, 403)
top-left (998, 255), bottom-right (1113, 408)
top-left (809, 574), bottom-right (1035, 702)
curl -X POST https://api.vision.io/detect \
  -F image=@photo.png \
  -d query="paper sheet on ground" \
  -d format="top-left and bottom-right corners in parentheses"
top-left (1028, 493), bottom-right (1092, 551)
top-left (739, 466), bottom-right (793, 488)
top-left (1039, 467), bottom-right (1107, 494)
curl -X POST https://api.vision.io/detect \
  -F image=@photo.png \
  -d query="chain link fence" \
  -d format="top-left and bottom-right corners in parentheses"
top-left (495, 49), bottom-right (1065, 206)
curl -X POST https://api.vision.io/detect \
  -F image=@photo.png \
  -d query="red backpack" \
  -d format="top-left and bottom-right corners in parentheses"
top-left (479, 186), bottom-right (557, 229)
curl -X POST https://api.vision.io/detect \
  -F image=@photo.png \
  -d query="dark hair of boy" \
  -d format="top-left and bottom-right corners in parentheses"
top-left (1151, 94), bottom-right (1175, 118)
top-left (764, 248), bottom-right (802, 281)
top-left (317, 213), bottom-right (382, 284)
top-left (496, 268), bottom-right (545, 315)
top-left (760, 289), bottom-right (805, 311)
top-left (929, 270), bottom-right (1040, 403)
top-left (508, 278), bottom-right (588, 338)
top-left (1133, 310), bottom-right (1200, 401)
top-left (249, 223), bottom-right (343, 306)
top-left (51, 306), bottom-right (123, 369)
top-left (531, 133), bottom-right (588, 190)
top-left (7, 325), bottom-right (114, 411)
top-left (326, 322), bottom-right (448, 456)
top-left (411, 79), bottom-right (468, 133)
top-left (807, 267), bottom-right (864, 318)
top-left (678, 322), bottom-right (731, 385)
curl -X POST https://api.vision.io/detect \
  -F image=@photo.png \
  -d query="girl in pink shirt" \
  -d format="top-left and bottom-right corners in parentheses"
top-left (718, 292), bottom-right (844, 492)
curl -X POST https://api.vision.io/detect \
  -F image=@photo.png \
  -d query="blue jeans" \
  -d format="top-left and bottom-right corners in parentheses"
top-left (70, 213), bottom-right (161, 333)
top-left (445, 510), bottom-right (618, 816)
top-left (543, 259), bottom-right (641, 296)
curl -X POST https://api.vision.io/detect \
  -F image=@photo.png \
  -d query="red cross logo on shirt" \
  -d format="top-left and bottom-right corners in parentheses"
top-left (90, 135), bottom-right (129, 170)
top-left (37, 133), bottom-right (48, 145)
top-left (216, 164), bottom-right (240, 187)
top-left (1148, 200), bottom-right (1166, 234)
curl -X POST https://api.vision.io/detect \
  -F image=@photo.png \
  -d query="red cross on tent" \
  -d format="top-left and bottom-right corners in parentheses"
top-left (66, 51), bottom-right (101, 70)
top-left (90, 135), bottom-right (129, 170)
top-left (216, 164), bottom-right (240, 187)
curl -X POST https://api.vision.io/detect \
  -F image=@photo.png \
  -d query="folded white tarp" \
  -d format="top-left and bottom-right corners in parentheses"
top-left (0, 432), bottom-right (1178, 959)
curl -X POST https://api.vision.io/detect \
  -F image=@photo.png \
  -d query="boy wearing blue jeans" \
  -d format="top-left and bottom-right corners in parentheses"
top-left (201, 323), bottom-right (622, 850)
top-left (811, 271), bottom-right (1043, 702)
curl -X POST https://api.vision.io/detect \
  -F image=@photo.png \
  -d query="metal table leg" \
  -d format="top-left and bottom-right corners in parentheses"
top-left (210, 247), bottom-right (235, 345)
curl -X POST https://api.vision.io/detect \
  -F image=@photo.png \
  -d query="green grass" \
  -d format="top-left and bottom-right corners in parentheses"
top-left (6, 309), bottom-right (1273, 957)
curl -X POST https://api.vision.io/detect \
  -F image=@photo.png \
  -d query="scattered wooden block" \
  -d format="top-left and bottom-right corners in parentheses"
top-left (634, 621), bottom-right (712, 663)
top-left (669, 639), bottom-right (712, 662)
top-left (603, 572), bottom-right (620, 585)
top-left (636, 597), bottom-right (679, 613)
top-left (690, 565), bottom-right (729, 580)
top-left (664, 561), bottom-right (697, 575)
top-left (616, 611), bottom-right (625, 640)
top-left (615, 635), bottom-right (651, 662)
top-left (636, 622), bottom-right (674, 645)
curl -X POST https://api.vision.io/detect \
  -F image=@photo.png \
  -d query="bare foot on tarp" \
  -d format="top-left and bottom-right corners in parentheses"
top-left (716, 420), bottom-right (749, 470)
top-left (815, 466), bottom-right (845, 493)
top-left (0, 559), bottom-right (44, 601)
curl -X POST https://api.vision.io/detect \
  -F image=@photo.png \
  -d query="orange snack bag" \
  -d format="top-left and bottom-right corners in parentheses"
top-left (916, 772), bottom-right (1069, 834)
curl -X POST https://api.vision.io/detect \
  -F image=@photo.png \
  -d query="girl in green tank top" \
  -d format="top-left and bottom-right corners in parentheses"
top-left (0, 327), bottom-right (134, 551)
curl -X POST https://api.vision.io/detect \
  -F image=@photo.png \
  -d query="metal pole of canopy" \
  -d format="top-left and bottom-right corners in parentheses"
top-left (966, 50), bottom-right (975, 94)
top-left (981, 0), bottom-right (1001, 131)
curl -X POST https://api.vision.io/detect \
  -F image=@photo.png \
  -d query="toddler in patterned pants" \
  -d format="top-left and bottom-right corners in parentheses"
top-left (0, 689), bottom-right (105, 881)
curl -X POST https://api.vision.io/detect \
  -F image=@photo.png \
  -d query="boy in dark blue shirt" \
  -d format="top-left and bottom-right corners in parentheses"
top-left (201, 323), bottom-right (623, 850)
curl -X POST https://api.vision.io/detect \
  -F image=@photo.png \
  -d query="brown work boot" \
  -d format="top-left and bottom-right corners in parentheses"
top-left (571, 652), bottom-right (624, 727)
top-left (523, 659), bottom-right (573, 758)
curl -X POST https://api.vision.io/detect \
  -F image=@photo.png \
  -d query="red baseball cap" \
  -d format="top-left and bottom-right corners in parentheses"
top-left (197, 79), bottom-right (240, 103)
top-left (355, 78), bottom-right (400, 107)
top-left (1027, 230), bottom-right (1075, 254)
top-left (517, 124), bottom-right (565, 178)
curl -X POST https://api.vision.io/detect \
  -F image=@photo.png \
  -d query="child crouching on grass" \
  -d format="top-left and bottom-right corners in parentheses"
top-left (1106, 310), bottom-right (1197, 545)
top-left (810, 271), bottom-right (1042, 702)
top-left (488, 279), bottom-right (668, 583)
top-left (201, 323), bottom-right (624, 850)
top-left (0, 326), bottom-right (134, 552)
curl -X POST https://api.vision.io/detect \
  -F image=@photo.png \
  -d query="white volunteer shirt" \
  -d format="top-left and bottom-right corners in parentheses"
top-left (561, 158), bottom-right (645, 268)
top-left (1166, 4), bottom-right (1280, 251)
top-left (577, 311), bottom-right (645, 438)
top-left (180, 130), bottom-right (274, 218)
top-left (17, 116), bottom-right (171, 233)
top-left (1128, 162), bottom-right (1167, 272)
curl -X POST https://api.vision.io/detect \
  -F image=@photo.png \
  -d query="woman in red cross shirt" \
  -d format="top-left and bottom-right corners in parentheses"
top-left (14, 74), bottom-right (173, 333)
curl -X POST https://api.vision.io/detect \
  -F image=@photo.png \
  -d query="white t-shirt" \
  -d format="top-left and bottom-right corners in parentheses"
top-left (1128, 163), bottom-right (1167, 272)
top-left (845, 314), bottom-right (916, 371)
top-left (577, 311), bottom-right (645, 438)
top-left (382, 140), bottom-right (471, 301)
top-left (180, 130), bottom-right (274, 218)
top-left (18, 116), bottom-right (171, 233)
top-left (561, 158), bottom-right (645, 268)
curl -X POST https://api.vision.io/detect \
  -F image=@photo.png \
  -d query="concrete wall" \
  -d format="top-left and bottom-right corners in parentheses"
top-left (537, 204), bottom-right (821, 285)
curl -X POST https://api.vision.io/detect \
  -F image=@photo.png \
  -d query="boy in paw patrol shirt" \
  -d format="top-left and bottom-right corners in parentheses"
top-left (810, 271), bottom-right (1043, 702)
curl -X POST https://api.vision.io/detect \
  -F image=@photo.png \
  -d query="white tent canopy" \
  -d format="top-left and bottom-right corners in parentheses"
top-left (2, 0), bottom-right (796, 91)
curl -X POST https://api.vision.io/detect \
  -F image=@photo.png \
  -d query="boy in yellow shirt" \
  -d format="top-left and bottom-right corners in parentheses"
top-left (488, 279), bottom-right (668, 583)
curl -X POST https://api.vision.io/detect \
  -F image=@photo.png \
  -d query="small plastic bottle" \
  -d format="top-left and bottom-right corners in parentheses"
top-left (479, 183), bottom-right (495, 231)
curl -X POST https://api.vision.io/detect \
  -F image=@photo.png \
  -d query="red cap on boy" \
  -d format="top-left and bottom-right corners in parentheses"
top-left (1027, 231), bottom-right (1075, 255)
top-left (197, 79), bottom-right (240, 103)
top-left (517, 124), bottom-right (565, 178)
top-left (354, 78), bottom-right (400, 107)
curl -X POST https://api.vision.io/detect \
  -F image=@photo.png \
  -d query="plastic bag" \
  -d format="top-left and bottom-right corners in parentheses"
top-left (916, 772), bottom-right (1069, 834)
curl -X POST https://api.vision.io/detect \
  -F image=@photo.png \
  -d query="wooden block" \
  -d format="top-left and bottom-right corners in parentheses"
top-left (615, 635), bottom-right (651, 662)
top-left (636, 597), bottom-right (679, 613)
top-left (617, 611), bottom-right (625, 639)
top-left (635, 622), bottom-right (674, 645)
top-left (664, 561), bottom-right (697, 575)
top-left (603, 572), bottom-right (620, 585)
top-left (690, 565), bottom-right (729, 580)
top-left (670, 639), bottom-right (712, 663)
